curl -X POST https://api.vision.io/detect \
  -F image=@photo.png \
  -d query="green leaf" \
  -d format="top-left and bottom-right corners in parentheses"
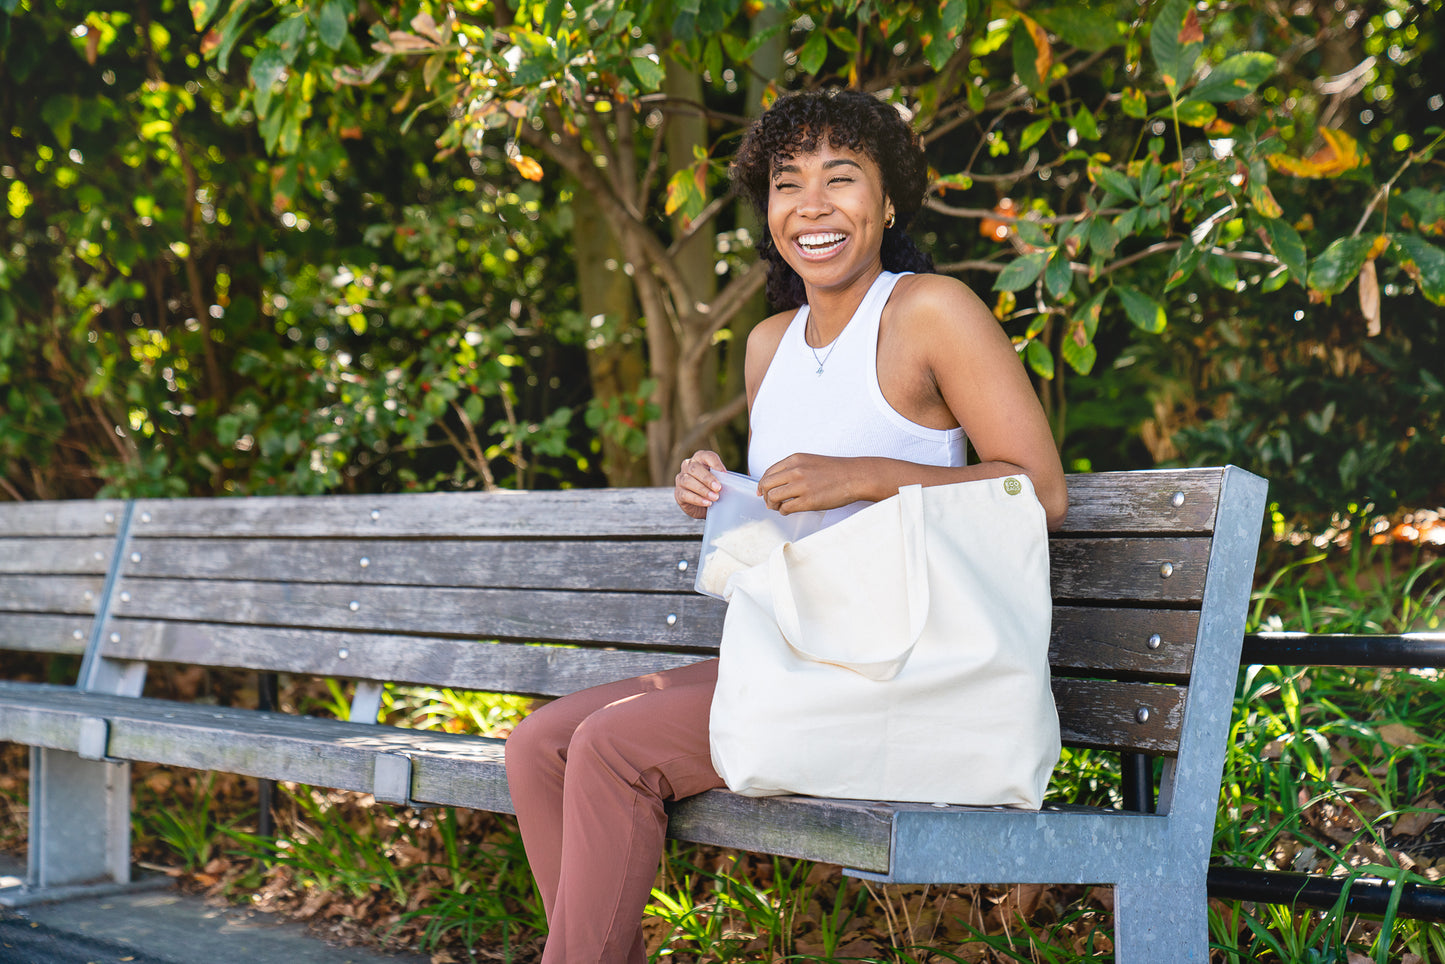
top-left (1032, 6), bottom-right (1123, 52)
top-left (797, 30), bottom-right (827, 75)
top-left (1044, 249), bottom-right (1073, 299)
top-left (1012, 18), bottom-right (1049, 96)
top-left (924, 29), bottom-right (954, 71)
top-left (1019, 117), bottom-right (1051, 152)
top-left (1121, 87), bottom-right (1148, 119)
top-left (1014, 219), bottom-right (1051, 248)
top-left (1190, 52), bottom-right (1277, 103)
top-left (827, 27), bottom-right (859, 53)
top-left (190, 0), bottom-right (225, 30)
top-left (250, 43), bottom-right (288, 95)
top-left (1163, 240), bottom-right (1203, 292)
top-left (629, 54), bottom-right (664, 90)
top-left (1025, 339), bottom-right (1055, 379)
top-left (1306, 236), bottom-right (1374, 298)
top-left (1391, 235), bottom-right (1445, 305)
top-left (941, 0), bottom-right (974, 36)
top-left (1116, 285), bottom-right (1167, 333)
top-left (1261, 217), bottom-right (1308, 287)
top-left (742, 21), bottom-right (787, 60)
top-left (265, 15), bottom-right (308, 66)
top-left (1091, 164), bottom-right (1138, 202)
top-left (1062, 293), bottom-right (1103, 375)
top-left (1149, 0), bottom-right (1198, 94)
top-left (1204, 251), bottom-right (1239, 290)
top-left (992, 251), bottom-right (1050, 292)
top-left (317, 0), bottom-right (349, 51)
top-left (212, 0), bottom-right (255, 73)
top-left (1170, 98), bottom-right (1216, 127)
top-left (1072, 104), bottom-right (1099, 140)
top-left (1088, 216), bottom-right (1119, 257)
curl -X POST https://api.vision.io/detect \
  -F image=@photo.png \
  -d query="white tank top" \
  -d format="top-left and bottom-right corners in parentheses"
top-left (748, 271), bottom-right (967, 511)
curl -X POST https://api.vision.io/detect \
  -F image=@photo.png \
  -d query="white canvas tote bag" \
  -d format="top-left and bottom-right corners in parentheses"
top-left (708, 475), bottom-right (1060, 808)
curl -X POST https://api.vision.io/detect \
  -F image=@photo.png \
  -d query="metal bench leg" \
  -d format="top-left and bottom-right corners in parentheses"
top-left (1114, 872), bottom-right (1209, 962)
top-left (0, 748), bottom-right (138, 906)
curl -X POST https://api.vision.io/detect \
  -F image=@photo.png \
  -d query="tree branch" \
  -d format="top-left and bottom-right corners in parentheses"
top-left (670, 391), bottom-right (749, 469)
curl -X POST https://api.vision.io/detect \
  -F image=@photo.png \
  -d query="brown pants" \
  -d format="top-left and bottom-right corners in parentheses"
top-left (504, 659), bottom-right (724, 964)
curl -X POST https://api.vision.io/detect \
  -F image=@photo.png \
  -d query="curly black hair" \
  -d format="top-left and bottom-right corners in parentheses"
top-left (732, 88), bottom-right (934, 310)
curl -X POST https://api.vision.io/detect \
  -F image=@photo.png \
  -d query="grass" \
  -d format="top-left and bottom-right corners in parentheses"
top-left (3, 526), bottom-right (1441, 962)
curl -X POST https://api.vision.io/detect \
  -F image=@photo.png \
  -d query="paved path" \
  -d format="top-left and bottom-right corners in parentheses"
top-left (0, 856), bottom-right (428, 964)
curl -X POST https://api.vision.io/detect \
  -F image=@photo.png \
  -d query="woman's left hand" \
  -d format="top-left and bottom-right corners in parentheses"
top-left (757, 454), bottom-right (863, 514)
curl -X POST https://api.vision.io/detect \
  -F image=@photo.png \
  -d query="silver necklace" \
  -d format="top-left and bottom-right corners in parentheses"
top-left (807, 318), bottom-right (843, 375)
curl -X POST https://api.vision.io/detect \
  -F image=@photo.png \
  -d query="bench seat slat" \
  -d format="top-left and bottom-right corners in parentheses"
top-left (0, 680), bottom-right (103, 750)
top-left (0, 574), bottom-right (105, 615)
top-left (0, 613), bottom-right (94, 655)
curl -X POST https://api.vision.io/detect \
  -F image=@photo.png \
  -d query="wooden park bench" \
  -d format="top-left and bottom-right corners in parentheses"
top-left (0, 466), bottom-right (1267, 961)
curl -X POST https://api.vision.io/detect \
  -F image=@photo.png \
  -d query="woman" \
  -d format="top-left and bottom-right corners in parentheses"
top-left (504, 88), bottom-right (1066, 964)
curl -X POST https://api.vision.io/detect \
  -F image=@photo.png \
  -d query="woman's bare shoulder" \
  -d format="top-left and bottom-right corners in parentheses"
top-left (891, 273), bottom-right (998, 339)
top-left (890, 271), bottom-right (994, 320)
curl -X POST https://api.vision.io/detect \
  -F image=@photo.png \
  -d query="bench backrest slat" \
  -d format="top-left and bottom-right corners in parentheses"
top-left (0, 501), bottom-right (127, 670)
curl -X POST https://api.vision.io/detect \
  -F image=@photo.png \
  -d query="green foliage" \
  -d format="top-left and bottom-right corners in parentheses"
top-left (0, 1), bottom-right (593, 500)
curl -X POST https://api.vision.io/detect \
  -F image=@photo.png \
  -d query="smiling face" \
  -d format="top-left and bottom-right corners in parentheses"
top-left (767, 139), bottom-right (894, 303)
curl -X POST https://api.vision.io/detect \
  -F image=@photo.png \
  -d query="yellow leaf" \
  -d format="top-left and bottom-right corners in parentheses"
top-left (1021, 14), bottom-right (1052, 85)
top-left (993, 289), bottom-right (1016, 320)
top-left (1266, 127), bottom-right (1366, 178)
top-left (1366, 233), bottom-right (1390, 260)
top-left (510, 155), bottom-right (544, 181)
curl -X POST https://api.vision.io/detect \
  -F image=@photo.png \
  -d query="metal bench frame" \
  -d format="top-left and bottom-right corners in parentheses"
top-left (0, 467), bottom-right (1267, 961)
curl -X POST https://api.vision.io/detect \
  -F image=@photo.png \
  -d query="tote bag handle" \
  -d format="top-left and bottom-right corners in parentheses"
top-left (768, 484), bottom-right (930, 682)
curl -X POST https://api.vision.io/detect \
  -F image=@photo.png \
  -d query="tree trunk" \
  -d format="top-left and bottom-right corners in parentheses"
top-left (572, 188), bottom-right (651, 487)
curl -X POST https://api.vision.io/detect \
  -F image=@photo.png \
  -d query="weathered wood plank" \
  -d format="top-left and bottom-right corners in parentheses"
top-left (0, 501), bottom-right (127, 538)
top-left (1050, 607), bottom-right (1199, 682)
top-left (0, 538), bottom-right (118, 575)
top-left (105, 620), bottom-right (709, 695)
top-left (1060, 469), bottom-right (1221, 533)
top-left (126, 469), bottom-right (1223, 540)
top-left (109, 579), bottom-right (727, 648)
top-left (126, 538), bottom-right (702, 593)
top-left (1053, 678), bottom-right (1185, 755)
top-left (132, 489), bottom-right (707, 539)
top-left (0, 574), bottom-right (105, 615)
top-left (1049, 537), bottom-right (1210, 604)
top-left (0, 682), bottom-right (101, 751)
top-left (122, 535), bottom-right (1208, 604)
top-left (666, 791), bottom-right (896, 873)
top-left (0, 613), bottom-right (93, 656)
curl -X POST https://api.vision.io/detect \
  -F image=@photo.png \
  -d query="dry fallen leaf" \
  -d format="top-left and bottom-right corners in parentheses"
top-left (1378, 722), bottom-right (1426, 747)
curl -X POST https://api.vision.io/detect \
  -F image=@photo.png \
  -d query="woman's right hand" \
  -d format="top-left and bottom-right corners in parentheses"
top-left (674, 450), bottom-right (726, 520)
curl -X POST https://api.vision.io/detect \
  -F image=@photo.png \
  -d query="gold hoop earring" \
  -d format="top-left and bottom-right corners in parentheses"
top-left (885, 212), bottom-right (896, 229)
